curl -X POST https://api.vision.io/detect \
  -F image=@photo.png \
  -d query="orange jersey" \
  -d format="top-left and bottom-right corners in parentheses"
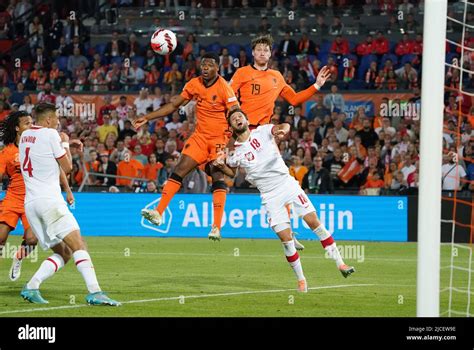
top-left (0, 144), bottom-right (25, 204)
top-left (230, 65), bottom-right (318, 126)
top-left (180, 75), bottom-right (238, 137)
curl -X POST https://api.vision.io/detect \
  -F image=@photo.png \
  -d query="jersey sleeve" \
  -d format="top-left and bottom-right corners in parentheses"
top-left (180, 79), bottom-right (196, 101)
top-left (220, 79), bottom-right (239, 109)
top-left (278, 71), bottom-right (317, 105)
top-left (49, 130), bottom-right (67, 159)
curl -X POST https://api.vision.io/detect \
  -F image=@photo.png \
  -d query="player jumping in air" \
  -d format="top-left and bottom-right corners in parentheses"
top-left (133, 52), bottom-right (239, 241)
top-left (230, 34), bottom-right (332, 250)
top-left (0, 111), bottom-right (38, 281)
top-left (19, 103), bottom-right (120, 305)
top-left (214, 109), bottom-right (355, 292)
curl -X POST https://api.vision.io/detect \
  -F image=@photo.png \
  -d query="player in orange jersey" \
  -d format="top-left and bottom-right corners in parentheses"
top-left (230, 35), bottom-right (332, 250)
top-left (230, 34), bottom-right (332, 127)
top-left (133, 52), bottom-right (239, 241)
top-left (0, 111), bottom-right (38, 281)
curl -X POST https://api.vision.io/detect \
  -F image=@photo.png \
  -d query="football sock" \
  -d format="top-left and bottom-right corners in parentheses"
top-left (313, 224), bottom-right (344, 267)
top-left (212, 189), bottom-right (227, 229)
top-left (26, 254), bottom-right (65, 290)
top-left (73, 250), bottom-right (101, 294)
top-left (157, 174), bottom-right (182, 215)
top-left (282, 240), bottom-right (305, 281)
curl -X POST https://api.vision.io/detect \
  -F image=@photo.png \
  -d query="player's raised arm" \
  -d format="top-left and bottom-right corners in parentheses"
top-left (56, 132), bottom-right (73, 174)
top-left (279, 66), bottom-right (332, 105)
top-left (132, 94), bottom-right (189, 129)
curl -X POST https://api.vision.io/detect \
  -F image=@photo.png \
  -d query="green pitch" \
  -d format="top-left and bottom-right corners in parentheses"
top-left (0, 236), bottom-right (471, 317)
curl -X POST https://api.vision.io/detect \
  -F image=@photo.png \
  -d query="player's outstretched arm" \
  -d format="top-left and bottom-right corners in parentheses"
top-left (132, 95), bottom-right (189, 129)
top-left (280, 66), bottom-right (332, 105)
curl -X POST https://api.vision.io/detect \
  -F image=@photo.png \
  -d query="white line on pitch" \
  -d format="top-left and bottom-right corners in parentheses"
top-left (0, 283), bottom-right (374, 315)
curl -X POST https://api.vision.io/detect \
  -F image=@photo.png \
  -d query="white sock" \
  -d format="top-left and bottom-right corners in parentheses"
top-left (282, 240), bottom-right (305, 281)
top-left (325, 243), bottom-right (345, 268)
top-left (313, 224), bottom-right (331, 240)
top-left (26, 254), bottom-right (64, 290)
top-left (73, 250), bottom-right (101, 293)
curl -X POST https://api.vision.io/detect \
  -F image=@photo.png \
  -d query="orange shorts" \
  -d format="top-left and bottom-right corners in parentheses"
top-left (182, 132), bottom-right (228, 165)
top-left (0, 200), bottom-right (30, 231)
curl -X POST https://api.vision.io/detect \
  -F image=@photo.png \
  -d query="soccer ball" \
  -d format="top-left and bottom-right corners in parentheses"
top-left (150, 28), bottom-right (177, 55)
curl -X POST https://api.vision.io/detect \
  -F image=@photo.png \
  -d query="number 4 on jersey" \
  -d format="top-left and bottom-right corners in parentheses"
top-left (22, 147), bottom-right (33, 177)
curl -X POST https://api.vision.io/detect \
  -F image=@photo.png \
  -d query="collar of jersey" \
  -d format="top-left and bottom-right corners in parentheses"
top-left (251, 64), bottom-right (269, 72)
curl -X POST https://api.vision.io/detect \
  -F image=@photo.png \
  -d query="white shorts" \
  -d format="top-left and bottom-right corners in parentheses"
top-left (25, 199), bottom-right (80, 250)
top-left (260, 175), bottom-right (316, 228)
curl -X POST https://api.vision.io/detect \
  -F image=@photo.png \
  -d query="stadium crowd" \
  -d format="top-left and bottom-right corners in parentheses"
top-left (0, 0), bottom-right (472, 194)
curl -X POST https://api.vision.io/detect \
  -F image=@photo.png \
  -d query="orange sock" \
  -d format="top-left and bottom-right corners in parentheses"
top-left (212, 189), bottom-right (227, 229)
top-left (157, 178), bottom-right (181, 214)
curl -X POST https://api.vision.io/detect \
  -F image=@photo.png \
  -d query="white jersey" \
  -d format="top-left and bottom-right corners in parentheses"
top-left (19, 125), bottom-right (67, 204)
top-left (227, 124), bottom-right (289, 193)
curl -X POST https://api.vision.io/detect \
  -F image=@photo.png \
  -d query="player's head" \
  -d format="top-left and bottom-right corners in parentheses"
top-left (200, 52), bottom-right (220, 81)
top-left (0, 111), bottom-right (33, 145)
top-left (34, 102), bottom-right (59, 129)
top-left (227, 108), bottom-right (249, 135)
top-left (251, 34), bottom-right (273, 67)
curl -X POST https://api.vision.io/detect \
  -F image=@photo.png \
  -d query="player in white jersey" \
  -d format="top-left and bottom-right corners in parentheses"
top-left (18, 103), bottom-right (120, 306)
top-left (213, 109), bottom-right (355, 292)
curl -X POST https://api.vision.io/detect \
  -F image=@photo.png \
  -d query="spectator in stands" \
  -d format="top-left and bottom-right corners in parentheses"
top-left (297, 33), bottom-right (317, 55)
top-left (365, 61), bottom-right (378, 89)
top-left (117, 150), bottom-right (144, 188)
top-left (105, 31), bottom-right (126, 59)
top-left (395, 34), bottom-right (414, 56)
top-left (289, 155), bottom-right (309, 186)
top-left (182, 168), bottom-right (209, 193)
top-left (163, 62), bottom-right (183, 94)
top-left (278, 32), bottom-right (297, 58)
top-left (442, 153), bottom-right (467, 191)
top-left (11, 82), bottom-right (27, 106)
top-left (67, 47), bottom-right (89, 77)
top-left (28, 16), bottom-right (44, 54)
top-left (143, 153), bottom-right (163, 182)
top-left (277, 18), bottom-right (293, 36)
top-left (158, 156), bottom-right (176, 188)
top-left (356, 118), bottom-right (379, 148)
top-left (64, 36), bottom-right (85, 57)
top-left (330, 35), bottom-right (350, 56)
top-left (97, 114), bottom-right (118, 143)
top-left (37, 83), bottom-right (56, 104)
top-left (302, 156), bottom-right (334, 194)
top-left (132, 145), bottom-right (148, 165)
top-left (329, 16), bottom-right (344, 35)
top-left (343, 60), bottom-right (356, 89)
top-left (127, 60), bottom-right (145, 90)
top-left (395, 62), bottom-right (417, 89)
top-left (126, 33), bottom-right (142, 57)
top-left (324, 85), bottom-right (345, 113)
top-left (404, 14), bottom-right (419, 34)
top-left (32, 47), bottom-right (51, 71)
top-left (134, 88), bottom-right (153, 116)
top-left (19, 95), bottom-right (33, 114)
top-left (97, 152), bottom-right (117, 187)
top-left (356, 35), bottom-right (375, 57)
top-left (165, 112), bottom-right (183, 131)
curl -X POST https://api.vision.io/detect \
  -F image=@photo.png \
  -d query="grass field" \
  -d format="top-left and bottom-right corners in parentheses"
top-left (0, 235), bottom-right (471, 317)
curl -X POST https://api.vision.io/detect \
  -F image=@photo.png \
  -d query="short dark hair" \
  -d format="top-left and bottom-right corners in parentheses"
top-left (201, 52), bottom-right (219, 64)
top-left (34, 102), bottom-right (57, 120)
top-left (251, 34), bottom-right (273, 50)
top-left (226, 107), bottom-right (246, 125)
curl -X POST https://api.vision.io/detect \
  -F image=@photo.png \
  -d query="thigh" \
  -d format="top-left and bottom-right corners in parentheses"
top-left (181, 133), bottom-right (209, 166)
top-left (0, 206), bottom-right (21, 231)
top-left (207, 135), bottom-right (229, 163)
top-left (262, 192), bottom-right (291, 227)
top-left (291, 188), bottom-right (316, 219)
